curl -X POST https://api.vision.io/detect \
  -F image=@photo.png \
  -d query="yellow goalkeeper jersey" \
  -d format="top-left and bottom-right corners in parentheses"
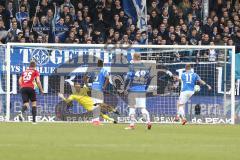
top-left (66, 86), bottom-right (94, 111)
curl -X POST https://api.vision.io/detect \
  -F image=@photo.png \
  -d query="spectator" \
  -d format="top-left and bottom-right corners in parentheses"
top-left (201, 34), bottom-right (211, 45)
top-left (0, 0), bottom-right (239, 63)
top-left (159, 23), bottom-right (168, 40)
top-left (228, 38), bottom-right (234, 46)
top-left (0, 3), bottom-right (10, 30)
top-left (121, 34), bottom-right (131, 44)
top-left (16, 5), bottom-right (29, 22)
top-left (202, 17), bottom-right (215, 35)
top-left (151, 28), bottom-right (159, 44)
top-left (7, 20), bottom-right (22, 42)
top-left (214, 34), bottom-right (223, 45)
top-left (192, 19), bottom-right (202, 34)
top-left (181, 23), bottom-right (188, 35)
top-left (188, 28), bottom-right (200, 45)
top-left (178, 0), bottom-right (191, 17)
top-left (6, 1), bottom-right (14, 22)
top-left (212, 26), bottom-right (219, 39)
top-left (46, 9), bottom-right (54, 23)
top-left (36, 34), bottom-right (43, 43)
top-left (189, 1), bottom-right (201, 20)
top-left (169, 4), bottom-right (180, 26)
top-left (149, 10), bottom-right (161, 29)
top-left (60, 0), bottom-right (74, 13)
top-left (112, 0), bottom-right (122, 16)
top-left (208, 42), bottom-right (217, 62)
top-left (180, 36), bottom-right (188, 45)
top-left (0, 19), bottom-right (7, 43)
top-left (233, 30), bottom-right (240, 52)
top-left (28, 32), bottom-right (36, 43)
top-left (167, 33), bottom-right (178, 45)
top-left (148, 0), bottom-right (160, 15)
top-left (65, 31), bottom-right (75, 43)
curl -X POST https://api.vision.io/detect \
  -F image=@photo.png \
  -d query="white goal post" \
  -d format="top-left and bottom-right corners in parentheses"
top-left (2, 43), bottom-right (236, 124)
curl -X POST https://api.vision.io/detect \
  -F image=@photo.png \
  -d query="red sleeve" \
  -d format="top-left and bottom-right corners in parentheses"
top-left (35, 70), bottom-right (40, 77)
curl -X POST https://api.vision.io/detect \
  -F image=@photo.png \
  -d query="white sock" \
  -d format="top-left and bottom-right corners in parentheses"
top-left (141, 108), bottom-right (150, 123)
top-left (92, 105), bottom-right (100, 121)
top-left (92, 117), bottom-right (100, 122)
top-left (129, 108), bottom-right (136, 126)
top-left (178, 106), bottom-right (185, 119)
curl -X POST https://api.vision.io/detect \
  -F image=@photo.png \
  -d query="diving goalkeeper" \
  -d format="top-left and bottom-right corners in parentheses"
top-left (58, 81), bottom-right (119, 125)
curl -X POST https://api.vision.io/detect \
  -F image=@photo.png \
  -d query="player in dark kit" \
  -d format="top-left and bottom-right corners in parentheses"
top-left (18, 61), bottom-right (44, 123)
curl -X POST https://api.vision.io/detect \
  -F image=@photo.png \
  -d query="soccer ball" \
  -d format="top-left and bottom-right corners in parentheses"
top-left (194, 85), bottom-right (201, 92)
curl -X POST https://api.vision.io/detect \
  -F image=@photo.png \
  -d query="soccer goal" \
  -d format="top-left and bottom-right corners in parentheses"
top-left (0, 43), bottom-right (236, 124)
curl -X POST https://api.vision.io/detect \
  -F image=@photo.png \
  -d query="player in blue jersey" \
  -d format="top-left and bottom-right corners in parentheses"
top-left (125, 53), bottom-right (152, 130)
top-left (176, 64), bottom-right (211, 125)
top-left (92, 59), bottom-right (110, 92)
top-left (91, 59), bottom-right (110, 124)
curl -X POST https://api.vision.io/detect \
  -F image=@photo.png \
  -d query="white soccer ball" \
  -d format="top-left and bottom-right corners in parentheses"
top-left (194, 85), bottom-right (201, 92)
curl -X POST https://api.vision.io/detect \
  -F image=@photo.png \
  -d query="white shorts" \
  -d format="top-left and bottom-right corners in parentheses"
top-left (178, 91), bottom-right (194, 105)
top-left (91, 90), bottom-right (103, 104)
top-left (128, 92), bottom-right (146, 108)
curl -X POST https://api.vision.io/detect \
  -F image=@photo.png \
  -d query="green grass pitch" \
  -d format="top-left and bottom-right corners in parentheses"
top-left (0, 123), bottom-right (239, 160)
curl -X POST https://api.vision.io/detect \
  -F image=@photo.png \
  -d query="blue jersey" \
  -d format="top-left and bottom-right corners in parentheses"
top-left (181, 71), bottom-right (200, 92)
top-left (92, 67), bottom-right (109, 91)
top-left (16, 12), bottom-right (29, 22)
top-left (126, 61), bottom-right (152, 92)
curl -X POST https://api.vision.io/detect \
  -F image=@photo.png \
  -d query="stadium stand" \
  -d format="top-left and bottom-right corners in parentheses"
top-left (0, 0), bottom-right (239, 57)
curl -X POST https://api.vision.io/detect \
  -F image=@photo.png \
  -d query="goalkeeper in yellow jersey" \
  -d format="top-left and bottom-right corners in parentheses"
top-left (58, 82), bottom-right (119, 125)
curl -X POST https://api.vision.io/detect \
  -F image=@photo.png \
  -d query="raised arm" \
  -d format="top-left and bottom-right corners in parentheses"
top-left (58, 93), bottom-right (74, 104)
top-left (198, 79), bottom-right (212, 90)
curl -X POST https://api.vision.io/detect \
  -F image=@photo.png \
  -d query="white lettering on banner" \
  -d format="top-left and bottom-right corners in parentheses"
top-left (88, 49), bottom-right (94, 63)
top-left (21, 66), bottom-right (56, 74)
top-left (191, 118), bottom-right (203, 123)
top-left (11, 65), bottom-right (21, 72)
top-left (0, 74), bottom-right (17, 94)
top-left (36, 67), bottom-right (56, 74)
top-left (66, 117), bottom-right (93, 122)
top-left (153, 116), bottom-right (175, 123)
top-left (21, 48), bottom-right (30, 63)
top-left (216, 67), bottom-right (232, 94)
top-left (50, 50), bottom-right (62, 64)
top-left (63, 50), bottom-right (71, 64)
top-left (13, 48), bottom-right (134, 67)
top-left (187, 103), bottom-right (225, 116)
top-left (12, 116), bottom-right (55, 122)
top-left (95, 49), bottom-right (101, 61)
top-left (191, 117), bottom-right (231, 124)
top-left (0, 115), bottom-right (233, 123)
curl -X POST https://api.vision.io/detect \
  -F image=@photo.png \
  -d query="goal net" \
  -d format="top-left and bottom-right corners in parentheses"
top-left (1, 43), bottom-right (236, 124)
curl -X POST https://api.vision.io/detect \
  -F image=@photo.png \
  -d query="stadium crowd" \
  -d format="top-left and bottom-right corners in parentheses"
top-left (0, 0), bottom-right (239, 60)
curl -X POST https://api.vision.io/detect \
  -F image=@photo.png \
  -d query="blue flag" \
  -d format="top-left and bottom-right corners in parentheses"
top-left (122, 0), bottom-right (137, 23)
top-left (123, 0), bottom-right (147, 31)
